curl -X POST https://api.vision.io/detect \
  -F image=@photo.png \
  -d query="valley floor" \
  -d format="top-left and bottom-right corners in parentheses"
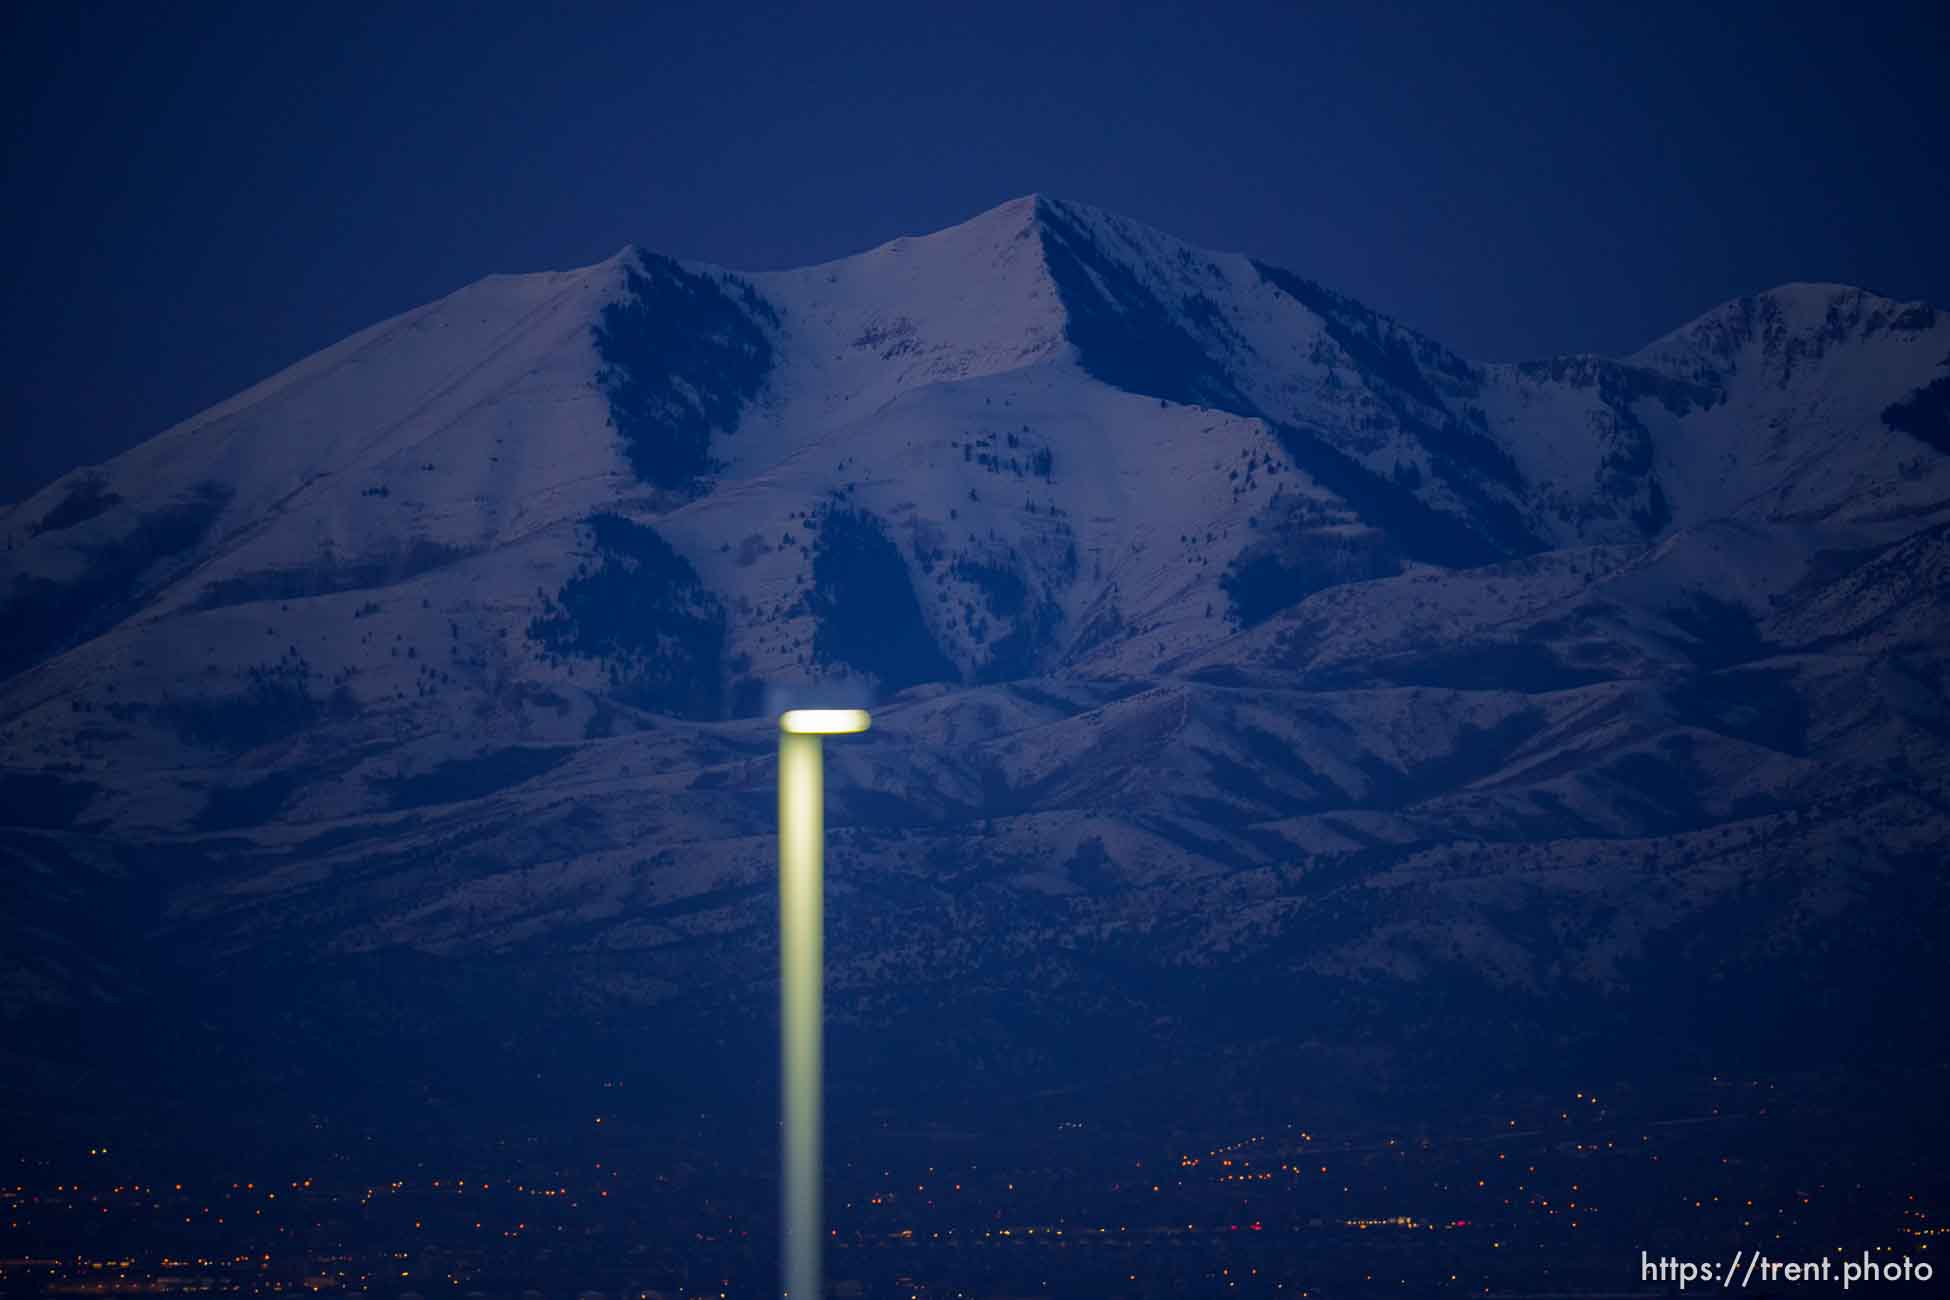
top-left (4, 1065), bottom-right (1943, 1299)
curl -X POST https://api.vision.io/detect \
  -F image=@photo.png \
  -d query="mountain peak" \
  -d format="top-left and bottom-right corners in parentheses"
top-left (1631, 281), bottom-right (1941, 383)
top-left (7, 198), bottom-right (1946, 706)
top-left (6, 197), bottom-right (1950, 1133)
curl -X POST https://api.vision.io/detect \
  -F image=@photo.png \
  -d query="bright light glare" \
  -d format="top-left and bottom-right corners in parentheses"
top-left (778, 731), bottom-right (824, 1300)
top-left (779, 708), bottom-right (871, 734)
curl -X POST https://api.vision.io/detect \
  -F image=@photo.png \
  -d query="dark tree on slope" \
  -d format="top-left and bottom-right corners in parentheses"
top-left (1, 483), bottom-right (229, 681)
top-left (30, 475), bottom-right (123, 536)
top-left (529, 513), bottom-right (726, 719)
top-left (592, 252), bottom-right (778, 490)
top-left (1883, 374), bottom-right (1950, 454)
top-left (809, 508), bottom-right (957, 691)
top-left (1221, 529), bottom-right (1403, 628)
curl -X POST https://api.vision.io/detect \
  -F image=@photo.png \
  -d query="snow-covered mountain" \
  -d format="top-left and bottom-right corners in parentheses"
top-left (4, 196), bottom-right (1947, 1119)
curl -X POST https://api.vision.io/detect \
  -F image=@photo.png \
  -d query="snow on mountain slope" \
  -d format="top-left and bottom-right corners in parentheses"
top-left (1632, 284), bottom-right (1950, 533)
top-left (6, 257), bottom-right (628, 565)
top-left (1474, 284), bottom-right (1950, 550)
top-left (2, 196), bottom-right (1948, 1111)
top-left (734, 194), bottom-right (1068, 431)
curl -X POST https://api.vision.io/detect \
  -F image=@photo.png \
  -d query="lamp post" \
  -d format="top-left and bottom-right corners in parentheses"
top-left (777, 708), bottom-right (870, 1299)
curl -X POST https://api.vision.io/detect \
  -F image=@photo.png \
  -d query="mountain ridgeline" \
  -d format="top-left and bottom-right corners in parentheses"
top-left (3, 195), bottom-right (1949, 1134)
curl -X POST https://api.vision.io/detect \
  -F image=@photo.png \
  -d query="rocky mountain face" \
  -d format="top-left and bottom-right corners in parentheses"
top-left (3, 196), bottom-right (1947, 1133)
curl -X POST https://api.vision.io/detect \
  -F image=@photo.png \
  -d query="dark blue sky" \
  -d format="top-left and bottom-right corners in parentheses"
top-left (4, 0), bottom-right (1945, 503)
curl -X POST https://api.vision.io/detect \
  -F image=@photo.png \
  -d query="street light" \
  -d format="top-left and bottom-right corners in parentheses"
top-left (777, 707), bottom-right (870, 1298)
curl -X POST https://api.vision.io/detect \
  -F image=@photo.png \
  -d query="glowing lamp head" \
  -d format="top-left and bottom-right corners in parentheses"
top-left (779, 708), bottom-right (872, 735)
